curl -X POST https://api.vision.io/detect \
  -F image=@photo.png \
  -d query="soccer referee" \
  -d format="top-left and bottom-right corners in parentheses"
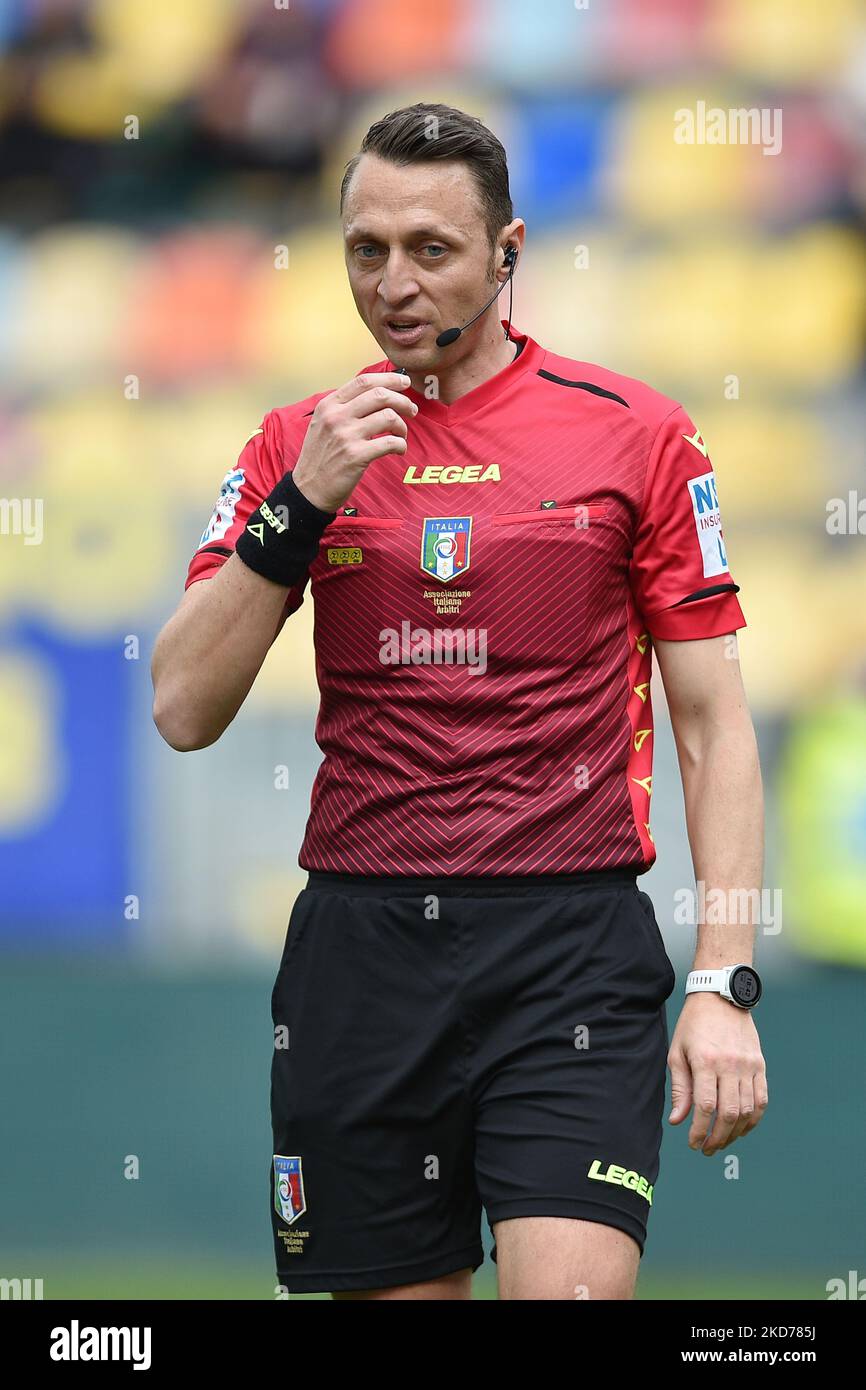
top-left (152, 103), bottom-right (768, 1301)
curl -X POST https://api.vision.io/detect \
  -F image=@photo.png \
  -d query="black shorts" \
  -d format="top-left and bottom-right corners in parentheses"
top-left (269, 869), bottom-right (675, 1294)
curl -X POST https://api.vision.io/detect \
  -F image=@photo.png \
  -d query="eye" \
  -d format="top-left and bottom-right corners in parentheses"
top-left (354, 245), bottom-right (382, 260)
top-left (420, 245), bottom-right (447, 258)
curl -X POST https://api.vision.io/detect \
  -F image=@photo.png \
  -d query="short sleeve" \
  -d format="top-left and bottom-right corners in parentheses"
top-left (184, 411), bottom-right (309, 620)
top-left (629, 406), bottom-right (746, 641)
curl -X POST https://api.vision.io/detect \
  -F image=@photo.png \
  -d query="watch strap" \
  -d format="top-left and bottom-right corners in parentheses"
top-left (686, 968), bottom-right (729, 994)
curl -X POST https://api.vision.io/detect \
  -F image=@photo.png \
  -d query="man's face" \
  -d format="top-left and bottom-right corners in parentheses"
top-left (342, 154), bottom-right (498, 367)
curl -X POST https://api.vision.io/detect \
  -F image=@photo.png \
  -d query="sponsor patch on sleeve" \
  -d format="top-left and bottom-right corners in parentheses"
top-left (687, 470), bottom-right (729, 578)
top-left (197, 466), bottom-right (245, 549)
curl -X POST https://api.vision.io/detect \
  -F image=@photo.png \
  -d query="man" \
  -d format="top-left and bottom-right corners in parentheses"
top-left (152, 103), bottom-right (768, 1301)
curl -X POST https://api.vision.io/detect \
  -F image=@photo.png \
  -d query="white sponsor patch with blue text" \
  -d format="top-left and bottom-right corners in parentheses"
top-left (687, 471), bottom-right (728, 577)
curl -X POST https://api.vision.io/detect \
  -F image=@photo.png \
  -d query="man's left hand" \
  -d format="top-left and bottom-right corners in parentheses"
top-left (667, 993), bottom-right (768, 1154)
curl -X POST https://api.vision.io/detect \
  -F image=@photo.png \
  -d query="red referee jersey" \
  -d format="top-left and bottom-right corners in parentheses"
top-left (186, 322), bottom-right (746, 875)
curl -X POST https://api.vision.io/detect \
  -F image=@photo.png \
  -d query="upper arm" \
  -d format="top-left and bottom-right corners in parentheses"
top-left (653, 633), bottom-right (754, 769)
top-left (654, 630), bottom-right (744, 712)
top-left (628, 405), bottom-right (751, 754)
top-left (629, 405), bottom-right (746, 642)
top-left (183, 412), bottom-right (309, 624)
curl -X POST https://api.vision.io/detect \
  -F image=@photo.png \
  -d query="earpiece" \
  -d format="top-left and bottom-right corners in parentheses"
top-left (435, 244), bottom-right (519, 347)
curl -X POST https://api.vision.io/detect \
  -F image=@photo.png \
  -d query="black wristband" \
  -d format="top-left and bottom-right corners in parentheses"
top-left (235, 471), bottom-right (336, 588)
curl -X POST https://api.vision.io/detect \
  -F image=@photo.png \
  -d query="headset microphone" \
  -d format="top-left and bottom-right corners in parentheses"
top-left (435, 245), bottom-right (518, 349)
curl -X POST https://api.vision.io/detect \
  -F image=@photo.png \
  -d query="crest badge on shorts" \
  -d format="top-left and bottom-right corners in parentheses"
top-left (420, 517), bottom-right (472, 583)
top-left (273, 1155), bottom-right (306, 1225)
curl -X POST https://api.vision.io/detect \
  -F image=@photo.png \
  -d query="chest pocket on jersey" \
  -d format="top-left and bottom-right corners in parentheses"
top-left (488, 504), bottom-right (610, 670)
top-left (312, 515), bottom-right (405, 677)
top-left (492, 505), bottom-right (607, 528)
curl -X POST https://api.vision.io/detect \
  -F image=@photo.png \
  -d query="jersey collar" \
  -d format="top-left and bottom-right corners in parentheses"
top-left (386, 321), bottom-right (545, 428)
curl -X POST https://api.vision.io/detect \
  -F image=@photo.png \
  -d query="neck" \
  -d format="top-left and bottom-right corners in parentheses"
top-left (407, 316), bottom-right (518, 405)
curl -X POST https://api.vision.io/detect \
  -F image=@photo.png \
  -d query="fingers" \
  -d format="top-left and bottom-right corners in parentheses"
top-left (725, 1076), bottom-right (756, 1146)
top-left (349, 385), bottom-right (418, 422)
top-left (309, 375), bottom-right (417, 473)
top-left (687, 1069), bottom-right (717, 1151)
top-left (356, 406), bottom-right (410, 443)
top-left (741, 1066), bottom-right (769, 1138)
top-left (699, 1071), bottom-right (741, 1155)
top-left (687, 1061), bottom-right (769, 1154)
top-left (667, 1050), bottom-right (693, 1124)
top-left (351, 408), bottom-right (411, 466)
top-left (753, 1067), bottom-right (769, 1125)
top-left (716, 1056), bottom-right (768, 1148)
top-left (331, 372), bottom-right (412, 406)
top-left (353, 433), bottom-right (409, 466)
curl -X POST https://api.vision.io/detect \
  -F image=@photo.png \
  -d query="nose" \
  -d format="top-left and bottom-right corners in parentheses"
top-left (376, 250), bottom-right (420, 309)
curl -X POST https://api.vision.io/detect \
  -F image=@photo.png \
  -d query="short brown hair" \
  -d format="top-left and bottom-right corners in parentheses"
top-left (340, 103), bottom-right (513, 252)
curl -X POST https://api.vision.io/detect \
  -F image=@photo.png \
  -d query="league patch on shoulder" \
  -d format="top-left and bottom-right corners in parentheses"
top-left (687, 471), bottom-right (728, 578)
top-left (197, 467), bottom-right (245, 548)
top-left (273, 1155), bottom-right (306, 1225)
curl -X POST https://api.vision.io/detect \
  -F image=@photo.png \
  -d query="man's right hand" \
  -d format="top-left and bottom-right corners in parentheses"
top-left (291, 372), bottom-right (419, 513)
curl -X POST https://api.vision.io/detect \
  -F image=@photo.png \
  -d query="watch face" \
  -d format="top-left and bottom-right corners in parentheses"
top-left (730, 966), bottom-right (762, 1007)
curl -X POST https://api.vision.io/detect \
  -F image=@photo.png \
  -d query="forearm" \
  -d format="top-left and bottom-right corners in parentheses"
top-left (676, 715), bottom-right (764, 968)
top-left (151, 555), bottom-right (291, 750)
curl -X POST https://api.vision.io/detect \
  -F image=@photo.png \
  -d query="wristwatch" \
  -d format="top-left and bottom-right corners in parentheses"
top-left (685, 964), bottom-right (762, 1009)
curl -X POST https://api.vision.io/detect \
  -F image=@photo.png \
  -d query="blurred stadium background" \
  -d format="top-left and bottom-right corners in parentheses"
top-left (1, 0), bottom-right (865, 1300)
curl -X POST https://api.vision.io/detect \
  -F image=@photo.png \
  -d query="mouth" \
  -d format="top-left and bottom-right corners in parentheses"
top-left (383, 319), bottom-right (428, 346)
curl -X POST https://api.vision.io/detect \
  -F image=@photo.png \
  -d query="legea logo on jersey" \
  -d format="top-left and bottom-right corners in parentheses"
top-left (421, 517), bottom-right (472, 583)
top-left (273, 1155), bottom-right (306, 1225)
top-left (404, 464), bottom-right (500, 485)
top-left (687, 471), bottom-right (728, 578)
